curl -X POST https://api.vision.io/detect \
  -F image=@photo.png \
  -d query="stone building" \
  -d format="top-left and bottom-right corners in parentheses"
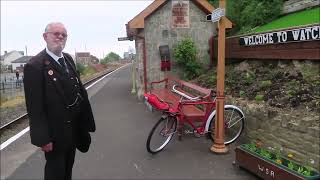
top-left (126, 0), bottom-right (231, 98)
top-left (75, 52), bottom-right (99, 66)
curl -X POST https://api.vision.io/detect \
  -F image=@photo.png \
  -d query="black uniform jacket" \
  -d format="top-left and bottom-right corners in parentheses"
top-left (23, 49), bottom-right (95, 152)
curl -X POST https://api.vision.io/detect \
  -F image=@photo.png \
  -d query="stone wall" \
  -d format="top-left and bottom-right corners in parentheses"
top-left (283, 0), bottom-right (319, 14)
top-left (134, 38), bottom-right (145, 99)
top-left (229, 98), bottom-right (320, 170)
top-left (134, 0), bottom-right (216, 98)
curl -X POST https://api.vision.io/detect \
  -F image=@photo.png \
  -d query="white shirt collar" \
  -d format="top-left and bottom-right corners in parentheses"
top-left (46, 47), bottom-right (64, 62)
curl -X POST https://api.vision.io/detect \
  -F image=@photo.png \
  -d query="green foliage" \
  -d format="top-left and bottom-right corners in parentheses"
top-left (286, 90), bottom-right (295, 98)
top-left (83, 66), bottom-right (97, 76)
top-left (254, 7), bottom-right (320, 33)
top-left (255, 95), bottom-right (264, 101)
top-left (299, 63), bottom-right (320, 82)
top-left (239, 90), bottom-right (246, 97)
top-left (208, 0), bottom-right (284, 35)
top-left (297, 166), bottom-right (304, 174)
top-left (244, 71), bottom-right (255, 85)
top-left (275, 146), bottom-right (282, 161)
top-left (101, 52), bottom-right (121, 64)
top-left (100, 58), bottom-right (108, 65)
top-left (245, 142), bottom-right (257, 152)
top-left (302, 166), bottom-right (312, 176)
top-left (260, 148), bottom-right (272, 159)
top-left (76, 63), bottom-right (85, 75)
top-left (288, 161), bottom-right (295, 170)
top-left (243, 144), bottom-right (317, 177)
top-left (173, 38), bottom-right (202, 80)
top-left (259, 80), bottom-right (272, 88)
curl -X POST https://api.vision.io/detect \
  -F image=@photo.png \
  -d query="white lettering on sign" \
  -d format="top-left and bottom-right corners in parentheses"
top-left (240, 25), bottom-right (320, 46)
top-left (258, 164), bottom-right (275, 178)
top-left (211, 8), bottom-right (225, 22)
top-left (243, 33), bottom-right (276, 45)
top-left (292, 30), bottom-right (300, 40)
top-left (312, 27), bottom-right (319, 39)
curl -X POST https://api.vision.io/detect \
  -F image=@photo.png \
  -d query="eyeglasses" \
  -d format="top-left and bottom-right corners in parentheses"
top-left (46, 32), bottom-right (68, 38)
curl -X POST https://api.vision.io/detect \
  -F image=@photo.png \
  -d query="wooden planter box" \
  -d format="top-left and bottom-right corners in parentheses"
top-left (235, 145), bottom-right (320, 180)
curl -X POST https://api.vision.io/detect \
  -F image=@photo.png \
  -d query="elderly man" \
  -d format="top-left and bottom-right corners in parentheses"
top-left (23, 22), bottom-right (95, 180)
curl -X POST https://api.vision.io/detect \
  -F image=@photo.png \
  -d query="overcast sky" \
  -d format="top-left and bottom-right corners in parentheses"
top-left (1, 1), bottom-right (153, 59)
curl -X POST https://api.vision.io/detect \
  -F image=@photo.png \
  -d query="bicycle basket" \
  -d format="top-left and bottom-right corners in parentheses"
top-left (144, 93), bottom-right (169, 110)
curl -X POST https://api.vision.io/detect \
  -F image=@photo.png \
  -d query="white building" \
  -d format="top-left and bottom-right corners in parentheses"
top-left (11, 56), bottom-right (33, 71)
top-left (1, 51), bottom-right (24, 66)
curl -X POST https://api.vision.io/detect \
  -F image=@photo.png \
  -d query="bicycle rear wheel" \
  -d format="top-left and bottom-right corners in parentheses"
top-left (208, 107), bottom-right (244, 144)
top-left (146, 116), bottom-right (177, 154)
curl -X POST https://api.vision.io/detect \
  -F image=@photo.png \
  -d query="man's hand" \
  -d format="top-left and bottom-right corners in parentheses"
top-left (41, 142), bottom-right (53, 152)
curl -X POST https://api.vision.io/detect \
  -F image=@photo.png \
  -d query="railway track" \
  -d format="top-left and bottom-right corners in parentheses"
top-left (0, 69), bottom-right (115, 143)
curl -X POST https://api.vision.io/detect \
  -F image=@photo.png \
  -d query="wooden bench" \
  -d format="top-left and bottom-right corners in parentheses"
top-left (149, 76), bottom-right (214, 121)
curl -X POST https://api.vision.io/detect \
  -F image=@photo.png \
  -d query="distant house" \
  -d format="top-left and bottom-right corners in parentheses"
top-left (0, 50), bottom-right (24, 71)
top-left (11, 56), bottom-right (33, 72)
top-left (75, 52), bottom-right (99, 65)
top-left (123, 52), bottom-right (135, 60)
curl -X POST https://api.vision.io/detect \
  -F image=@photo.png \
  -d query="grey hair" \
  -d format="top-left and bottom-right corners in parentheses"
top-left (44, 22), bottom-right (65, 32)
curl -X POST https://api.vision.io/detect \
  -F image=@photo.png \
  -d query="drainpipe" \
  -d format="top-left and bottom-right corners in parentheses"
top-left (136, 35), bottom-right (148, 94)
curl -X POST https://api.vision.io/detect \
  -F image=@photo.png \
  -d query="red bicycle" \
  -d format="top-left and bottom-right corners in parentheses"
top-left (145, 84), bottom-right (245, 154)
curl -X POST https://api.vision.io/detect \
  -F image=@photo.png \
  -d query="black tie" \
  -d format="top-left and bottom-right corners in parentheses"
top-left (58, 57), bottom-right (68, 72)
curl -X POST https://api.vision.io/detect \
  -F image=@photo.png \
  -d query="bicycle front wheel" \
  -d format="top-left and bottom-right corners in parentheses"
top-left (208, 107), bottom-right (245, 144)
top-left (146, 116), bottom-right (177, 154)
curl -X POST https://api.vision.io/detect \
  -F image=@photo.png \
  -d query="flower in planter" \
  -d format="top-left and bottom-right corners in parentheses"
top-left (255, 138), bottom-right (263, 148)
top-left (238, 144), bottom-right (320, 179)
top-left (275, 159), bottom-right (282, 164)
top-left (275, 146), bottom-right (282, 164)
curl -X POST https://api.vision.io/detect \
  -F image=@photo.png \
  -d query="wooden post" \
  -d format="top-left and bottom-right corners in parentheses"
top-left (210, 0), bottom-right (230, 154)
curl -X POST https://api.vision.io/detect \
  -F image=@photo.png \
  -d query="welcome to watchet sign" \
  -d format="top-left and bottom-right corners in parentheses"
top-left (239, 25), bottom-right (320, 46)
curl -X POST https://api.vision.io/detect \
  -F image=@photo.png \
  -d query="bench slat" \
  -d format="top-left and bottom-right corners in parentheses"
top-left (151, 88), bottom-right (205, 119)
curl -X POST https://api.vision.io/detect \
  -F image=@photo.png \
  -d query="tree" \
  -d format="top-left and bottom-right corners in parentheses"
top-left (102, 52), bottom-right (121, 62)
top-left (100, 58), bottom-right (108, 65)
top-left (208, 0), bottom-right (284, 35)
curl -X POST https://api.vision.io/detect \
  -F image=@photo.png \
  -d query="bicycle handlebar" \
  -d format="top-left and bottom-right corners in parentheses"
top-left (171, 85), bottom-right (200, 101)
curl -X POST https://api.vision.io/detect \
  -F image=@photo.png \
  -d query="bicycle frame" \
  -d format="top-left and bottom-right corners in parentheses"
top-left (176, 100), bottom-right (216, 135)
top-left (146, 83), bottom-right (245, 153)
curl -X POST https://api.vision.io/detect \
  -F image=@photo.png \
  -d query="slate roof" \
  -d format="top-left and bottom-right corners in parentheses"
top-left (11, 56), bottom-right (33, 63)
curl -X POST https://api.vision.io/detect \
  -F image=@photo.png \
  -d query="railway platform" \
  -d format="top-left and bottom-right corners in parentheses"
top-left (1, 64), bottom-right (258, 180)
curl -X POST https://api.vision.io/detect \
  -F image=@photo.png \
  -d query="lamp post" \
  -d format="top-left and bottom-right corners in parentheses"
top-left (210, 0), bottom-right (231, 154)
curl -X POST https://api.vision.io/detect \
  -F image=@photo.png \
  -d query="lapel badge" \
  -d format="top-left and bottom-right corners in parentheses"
top-left (48, 70), bottom-right (54, 76)
top-left (53, 78), bottom-right (57, 81)
top-left (45, 60), bottom-right (50, 65)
